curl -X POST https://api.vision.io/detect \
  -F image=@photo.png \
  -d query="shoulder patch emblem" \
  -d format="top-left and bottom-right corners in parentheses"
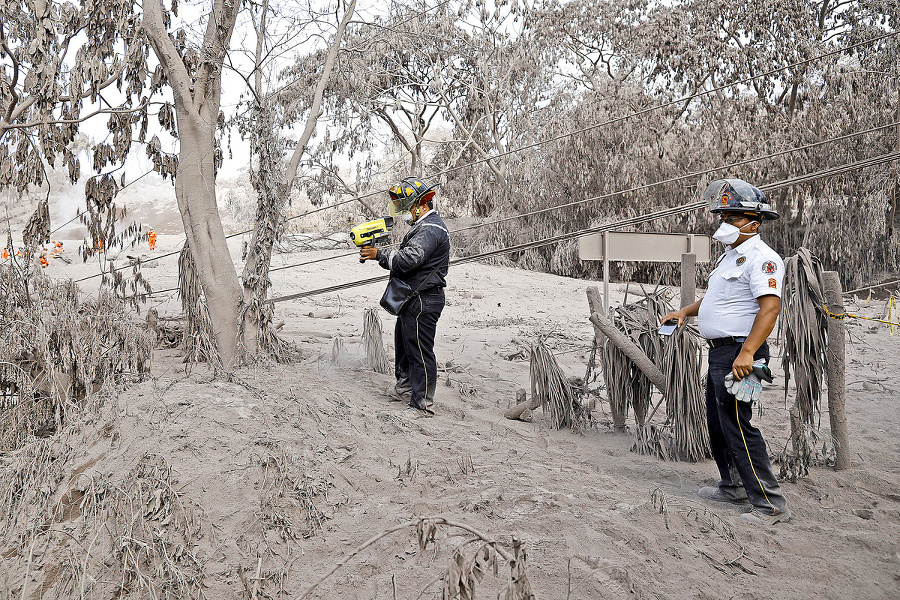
top-left (768, 278), bottom-right (777, 288)
top-left (762, 261), bottom-right (777, 274)
top-left (736, 256), bottom-right (746, 265)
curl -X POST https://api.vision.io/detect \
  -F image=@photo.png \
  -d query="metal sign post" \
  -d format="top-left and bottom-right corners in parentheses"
top-left (603, 233), bottom-right (610, 314)
top-left (578, 232), bottom-right (711, 311)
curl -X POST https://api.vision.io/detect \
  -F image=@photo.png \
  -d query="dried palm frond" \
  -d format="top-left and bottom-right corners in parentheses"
top-left (259, 451), bottom-right (332, 540)
top-left (530, 340), bottom-right (585, 430)
top-left (331, 335), bottom-right (346, 367)
top-left (296, 516), bottom-right (533, 600)
top-left (883, 292), bottom-right (897, 335)
top-left (631, 423), bottom-right (674, 461)
top-left (663, 327), bottom-right (710, 462)
top-left (632, 332), bottom-right (654, 423)
top-left (601, 340), bottom-right (631, 430)
top-left (362, 308), bottom-right (390, 374)
top-left (774, 405), bottom-right (835, 482)
top-left (780, 247), bottom-right (828, 425)
top-left (607, 289), bottom-right (709, 462)
top-left (601, 288), bottom-right (672, 431)
top-left (178, 242), bottom-right (218, 367)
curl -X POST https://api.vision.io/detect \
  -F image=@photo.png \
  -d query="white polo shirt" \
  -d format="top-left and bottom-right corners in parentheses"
top-left (698, 235), bottom-right (784, 340)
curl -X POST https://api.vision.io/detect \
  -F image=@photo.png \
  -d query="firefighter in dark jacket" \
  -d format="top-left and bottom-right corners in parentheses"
top-left (360, 177), bottom-right (450, 416)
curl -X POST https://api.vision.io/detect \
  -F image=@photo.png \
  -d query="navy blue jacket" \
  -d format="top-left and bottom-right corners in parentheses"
top-left (377, 211), bottom-right (450, 293)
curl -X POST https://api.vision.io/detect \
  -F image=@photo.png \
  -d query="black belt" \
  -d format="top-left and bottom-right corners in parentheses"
top-left (707, 336), bottom-right (747, 349)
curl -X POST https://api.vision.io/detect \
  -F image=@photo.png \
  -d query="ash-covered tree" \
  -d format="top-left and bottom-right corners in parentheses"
top-left (633, 0), bottom-right (900, 284)
top-left (433, 0), bottom-right (550, 217)
top-left (0, 0), bottom-right (356, 366)
top-left (501, 0), bottom-right (900, 285)
top-left (279, 0), bottom-right (459, 201)
top-left (231, 0), bottom-right (356, 357)
top-left (288, 0), bottom-right (554, 220)
top-left (0, 0), bottom-right (153, 258)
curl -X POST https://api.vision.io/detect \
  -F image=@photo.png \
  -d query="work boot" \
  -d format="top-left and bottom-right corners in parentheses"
top-left (419, 378), bottom-right (437, 415)
top-left (698, 486), bottom-right (750, 505)
top-left (387, 380), bottom-right (412, 402)
top-left (403, 404), bottom-right (433, 418)
top-left (408, 386), bottom-right (435, 416)
top-left (740, 507), bottom-right (791, 526)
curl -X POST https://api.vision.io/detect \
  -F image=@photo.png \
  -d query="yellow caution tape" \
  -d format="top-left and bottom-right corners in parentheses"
top-left (823, 303), bottom-right (900, 328)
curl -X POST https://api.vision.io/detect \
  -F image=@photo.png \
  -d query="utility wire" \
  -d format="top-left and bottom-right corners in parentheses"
top-left (73, 245), bottom-right (183, 283)
top-left (266, 151), bottom-right (899, 303)
top-left (73, 31), bottom-right (900, 285)
top-left (78, 125), bottom-right (900, 288)
top-left (49, 212), bottom-right (86, 236)
top-left (49, 169), bottom-right (156, 236)
top-left (844, 278), bottom-right (900, 296)
top-left (451, 120), bottom-right (900, 234)
top-left (258, 121), bottom-right (900, 274)
top-left (111, 149), bottom-right (900, 297)
top-left (233, 28), bottom-right (900, 232)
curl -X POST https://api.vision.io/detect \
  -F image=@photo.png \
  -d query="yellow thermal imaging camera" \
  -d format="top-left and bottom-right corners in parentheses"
top-left (350, 216), bottom-right (395, 262)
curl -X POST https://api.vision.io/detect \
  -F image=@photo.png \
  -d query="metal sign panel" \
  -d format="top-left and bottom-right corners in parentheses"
top-left (578, 232), bottom-right (711, 263)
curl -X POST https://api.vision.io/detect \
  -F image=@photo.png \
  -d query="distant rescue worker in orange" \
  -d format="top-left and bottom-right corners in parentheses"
top-left (1, 247), bottom-right (8, 260)
top-left (51, 240), bottom-right (63, 256)
top-left (39, 248), bottom-right (48, 268)
top-left (148, 228), bottom-right (157, 250)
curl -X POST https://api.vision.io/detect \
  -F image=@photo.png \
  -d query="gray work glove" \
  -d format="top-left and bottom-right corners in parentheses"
top-left (724, 360), bottom-right (771, 403)
top-left (725, 371), bottom-right (762, 403)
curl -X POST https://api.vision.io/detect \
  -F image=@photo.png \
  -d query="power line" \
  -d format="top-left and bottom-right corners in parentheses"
top-left (105, 143), bottom-right (900, 296)
top-left (238, 121), bottom-right (900, 276)
top-left (73, 30), bottom-right (900, 287)
top-left (49, 211), bottom-right (85, 236)
top-left (236, 28), bottom-right (900, 232)
top-left (73, 245), bottom-right (184, 283)
top-left (451, 120), bottom-right (900, 234)
top-left (266, 151), bottom-right (899, 303)
top-left (844, 278), bottom-right (900, 296)
top-left (49, 169), bottom-right (156, 236)
top-left (78, 121), bottom-right (899, 290)
top-left (266, 201), bottom-right (706, 303)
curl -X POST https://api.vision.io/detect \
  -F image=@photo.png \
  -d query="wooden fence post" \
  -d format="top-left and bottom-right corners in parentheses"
top-left (823, 271), bottom-right (851, 470)
top-left (586, 286), bottom-right (607, 347)
top-left (586, 287), bottom-right (667, 394)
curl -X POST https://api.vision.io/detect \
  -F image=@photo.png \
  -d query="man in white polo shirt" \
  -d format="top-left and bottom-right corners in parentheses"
top-left (662, 178), bottom-right (790, 526)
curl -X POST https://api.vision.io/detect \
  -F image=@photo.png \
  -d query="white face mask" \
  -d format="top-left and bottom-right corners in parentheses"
top-left (404, 204), bottom-right (427, 223)
top-left (713, 221), bottom-right (756, 245)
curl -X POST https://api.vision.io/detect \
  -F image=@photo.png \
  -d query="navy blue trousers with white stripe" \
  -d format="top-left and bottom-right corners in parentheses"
top-left (394, 289), bottom-right (444, 413)
top-left (706, 342), bottom-right (787, 514)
